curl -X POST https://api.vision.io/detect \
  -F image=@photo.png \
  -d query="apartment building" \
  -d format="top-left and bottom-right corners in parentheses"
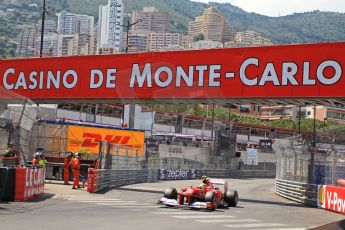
top-left (17, 25), bottom-right (38, 56)
top-left (98, 0), bottom-right (124, 50)
top-left (38, 19), bottom-right (57, 33)
top-left (188, 7), bottom-right (235, 43)
top-left (57, 34), bottom-right (79, 56)
top-left (131, 7), bottom-right (169, 33)
top-left (148, 32), bottom-right (186, 51)
top-left (229, 30), bottom-right (272, 47)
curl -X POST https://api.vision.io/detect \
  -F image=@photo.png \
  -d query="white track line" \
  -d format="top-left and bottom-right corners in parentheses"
top-left (224, 223), bottom-right (286, 228)
top-left (78, 200), bottom-right (135, 203)
top-left (110, 205), bottom-right (160, 208)
top-left (173, 215), bottom-right (232, 219)
top-left (252, 228), bottom-right (307, 230)
top-left (151, 211), bottom-right (233, 216)
top-left (196, 219), bottom-right (258, 223)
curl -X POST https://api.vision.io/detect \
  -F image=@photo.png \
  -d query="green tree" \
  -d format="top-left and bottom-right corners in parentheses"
top-left (193, 33), bottom-right (205, 41)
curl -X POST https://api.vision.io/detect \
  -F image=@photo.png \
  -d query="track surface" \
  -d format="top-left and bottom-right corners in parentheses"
top-left (1, 179), bottom-right (344, 230)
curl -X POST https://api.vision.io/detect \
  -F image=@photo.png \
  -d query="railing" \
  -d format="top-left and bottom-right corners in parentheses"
top-left (93, 169), bottom-right (159, 192)
top-left (90, 168), bottom-right (275, 193)
top-left (275, 178), bottom-right (317, 206)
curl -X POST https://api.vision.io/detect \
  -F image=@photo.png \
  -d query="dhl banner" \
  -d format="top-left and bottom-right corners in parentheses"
top-left (0, 42), bottom-right (345, 100)
top-left (318, 185), bottom-right (345, 214)
top-left (67, 125), bottom-right (145, 156)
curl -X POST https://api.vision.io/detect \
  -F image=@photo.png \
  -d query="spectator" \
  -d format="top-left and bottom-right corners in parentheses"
top-left (32, 152), bottom-right (41, 166)
top-left (39, 154), bottom-right (48, 168)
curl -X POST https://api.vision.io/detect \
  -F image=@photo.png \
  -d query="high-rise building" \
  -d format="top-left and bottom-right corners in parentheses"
top-left (57, 34), bottom-right (79, 56)
top-left (55, 11), bottom-right (95, 56)
top-left (148, 32), bottom-right (186, 52)
top-left (57, 11), bottom-right (94, 35)
top-left (38, 19), bottom-right (57, 33)
top-left (17, 25), bottom-right (38, 56)
top-left (188, 7), bottom-right (235, 43)
top-left (98, 0), bottom-right (124, 50)
top-left (131, 7), bottom-right (168, 33)
top-left (35, 33), bottom-right (59, 57)
top-left (124, 31), bottom-right (148, 53)
top-left (57, 11), bottom-right (80, 34)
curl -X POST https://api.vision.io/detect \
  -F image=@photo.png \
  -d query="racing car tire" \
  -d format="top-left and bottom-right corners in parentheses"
top-left (205, 191), bottom-right (216, 210)
top-left (205, 191), bottom-right (215, 203)
top-left (164, 188), bottom-right (178, 199)
top-left (226, 190), bottom-right (238, 207)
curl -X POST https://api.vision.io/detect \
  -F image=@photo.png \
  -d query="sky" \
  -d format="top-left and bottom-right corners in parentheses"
top-left (192, 0), bottom-right (345, 17)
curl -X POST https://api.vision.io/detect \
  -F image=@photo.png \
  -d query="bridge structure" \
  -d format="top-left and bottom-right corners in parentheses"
top-left (0, 42), bottom-right (344, 106)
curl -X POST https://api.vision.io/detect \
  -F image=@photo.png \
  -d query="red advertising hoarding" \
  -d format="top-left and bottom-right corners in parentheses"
top-left (15, 167), bottom-right (45, 201)
top-left (0, 42), bottom-right (344, 100)
top-left (318, 185), bottom-right (345, 214)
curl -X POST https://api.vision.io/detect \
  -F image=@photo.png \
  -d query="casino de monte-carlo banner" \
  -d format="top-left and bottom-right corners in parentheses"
top-left (0, 42), bottom-right (345, 100)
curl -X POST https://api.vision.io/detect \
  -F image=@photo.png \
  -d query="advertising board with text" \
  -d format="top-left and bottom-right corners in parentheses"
top-left (318, 185), bottom-right (345, 214)
top-left (67, 125), bottom-right (145, 156)
top-left (0, 42), bottom-right (345, 101)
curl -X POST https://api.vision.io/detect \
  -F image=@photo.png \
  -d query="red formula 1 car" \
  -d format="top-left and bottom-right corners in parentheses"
top-left (159, 178), bottom-right (238, 210)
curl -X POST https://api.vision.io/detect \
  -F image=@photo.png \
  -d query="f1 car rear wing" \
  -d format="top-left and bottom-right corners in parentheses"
top-left (209, 178), bottom-right (228, 193)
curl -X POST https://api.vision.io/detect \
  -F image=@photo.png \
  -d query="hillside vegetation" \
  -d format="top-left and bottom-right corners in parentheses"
top-left (8, 0), bottom-right (345, 43)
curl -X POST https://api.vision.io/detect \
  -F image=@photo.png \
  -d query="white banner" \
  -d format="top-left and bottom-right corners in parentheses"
top-left (246, 148), bottom-right (258, 165)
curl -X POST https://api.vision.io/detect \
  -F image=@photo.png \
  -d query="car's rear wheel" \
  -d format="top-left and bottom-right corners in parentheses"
top-left (225, 190), bottom-right (238, 207)
top-left (164, 188), bottom-right (178, 199)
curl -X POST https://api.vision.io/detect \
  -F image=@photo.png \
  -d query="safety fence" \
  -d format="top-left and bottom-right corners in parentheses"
top-left (275, 178), bottom-right (318, 206)
top-left (274, 125), bottom-right (345, 208)
top-left (89, 169), bottom-right (158, 192)
top-left (85, 141), bottom-right (276, 193)
top-left (88, 168), bottom-right (275, 193)
top-left (0, 87), bottom-right (39, 165)
top-left (274, 126), bottom-right (345, 185)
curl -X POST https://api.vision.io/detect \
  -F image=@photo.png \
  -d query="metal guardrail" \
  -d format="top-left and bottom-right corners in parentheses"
top-left (197, 170), bottom-right (276, 179)
top-left (92, 169), bottom-right (275, 193)
top-left (275, 178), bottom-right (317, 206)
top-left (94, 169), bottom-right (159, 192)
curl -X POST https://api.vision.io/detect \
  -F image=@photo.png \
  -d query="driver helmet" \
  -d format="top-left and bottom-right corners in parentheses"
top-left (201, 175), bottom-right (209, 180)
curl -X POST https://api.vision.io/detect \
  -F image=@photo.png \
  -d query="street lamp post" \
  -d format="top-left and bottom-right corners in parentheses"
top-left (39, 0), bottom-right (46, 57)
top-left (119, 18), bottom-right (141, 129)
top-left (119, 19), bottom-right (142, 53)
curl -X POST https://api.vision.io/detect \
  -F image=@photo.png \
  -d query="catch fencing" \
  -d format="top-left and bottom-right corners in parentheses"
top-left (274, 125), bottom-right (345, 206)
top-left (274, 125), bottom-right (345, 185)
top-left (89, 141), bottom-right (275, 192)
top-left (0, 87), bottom-right (39, 165)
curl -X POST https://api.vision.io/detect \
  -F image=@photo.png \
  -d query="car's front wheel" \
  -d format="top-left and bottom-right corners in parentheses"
top-left (164, 188), bottom-right (178, 199)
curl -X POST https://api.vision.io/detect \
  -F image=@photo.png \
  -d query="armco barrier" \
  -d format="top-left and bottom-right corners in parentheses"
top-left (93, 169), bottom-right (158, 192)
top-left (275, 178), bottom-right (317, 206)
top-left (91, 169), bottom-right (275, 193)
top-left (15, 167), bottom-right (45, 201)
